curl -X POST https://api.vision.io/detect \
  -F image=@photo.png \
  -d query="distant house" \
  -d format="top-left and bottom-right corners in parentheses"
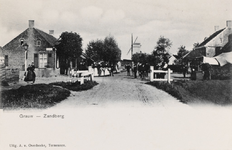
top-left (2, 20), bottom-right (59, 77)
top-left (184, 20), bottom-right (232, 60)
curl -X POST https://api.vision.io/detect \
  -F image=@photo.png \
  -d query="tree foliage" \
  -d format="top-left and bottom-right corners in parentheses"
top-left (132, 36), bottom-right (172, 68)
top-left (56, 32), bottom-right (83, 60)
top-left (86, 36), bottom-right (121, 66)
top-left (150, 36), bottom-right (172, 67)
top-left (154, 36), bottom-right (172, 53)
top-left (193, 42), bottom-right (200, 49)
top-left (103, 36), bottom-right (121, 65)
top-left (86, 39), bottom-right (104, 62)
top-left (132, 52), bottom-right (149, 65)
top-left (177, 45), bottom-right (189, 59)
top-left (174, 45), bottom-right (189, 65)
top-left (55, 32), bottom-right (83, 74)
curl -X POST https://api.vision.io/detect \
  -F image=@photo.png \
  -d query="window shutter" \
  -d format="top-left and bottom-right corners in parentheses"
top-left (34, 53), bottom-right (38, 68)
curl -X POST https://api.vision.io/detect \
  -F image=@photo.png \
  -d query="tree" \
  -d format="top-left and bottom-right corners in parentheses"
top-left (56, 32), bottom-right (83, 74)
top-left (132, 52), bottom-right (148, 65)
top-left (86, 36), bottom-right (121, 66)
top-left (177, 45), bottom-right (189, 59)
top-left (193, 42), bottom-right (200, 49)
top-left (86, 39), bottom-right (104, 63)
top-left (175, 45), bottom-right (189, 65)
top-left (150, 36), bottom-right (172, 67)
top-left (103, 36), bottom-right (121, 66)
top-left (154, 36), bottom-right (172, 53)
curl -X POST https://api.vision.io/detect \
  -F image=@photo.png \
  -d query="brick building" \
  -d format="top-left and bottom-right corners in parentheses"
top-left (2, 20), bottom-right (59, 78)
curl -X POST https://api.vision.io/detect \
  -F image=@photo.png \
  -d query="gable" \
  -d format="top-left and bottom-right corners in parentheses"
top-left (34, 28), bottom-right (57, 47)
top-left (198, 28), bottom-right (225, 47)
top-left (3, 28), bottom-right (57, 52)
top-left (3, 29), bottom-right (29, 50)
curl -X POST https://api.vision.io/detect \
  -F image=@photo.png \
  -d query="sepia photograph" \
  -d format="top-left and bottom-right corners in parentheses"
top-left (0, 0), bottom-right (232, 149)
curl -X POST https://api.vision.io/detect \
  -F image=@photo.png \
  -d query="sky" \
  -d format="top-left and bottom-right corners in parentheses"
top-left (0, 0), bottom-right (232, 59)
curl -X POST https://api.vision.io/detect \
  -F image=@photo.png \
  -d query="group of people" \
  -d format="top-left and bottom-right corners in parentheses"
top-left (125, 63), bottom-right (150, 80)
top-left (96, 64), bottom-right (115, 77)
top-left (24, 63), bottom-right (36, 83)
top-left (153, 62), bottom-right (168, 79)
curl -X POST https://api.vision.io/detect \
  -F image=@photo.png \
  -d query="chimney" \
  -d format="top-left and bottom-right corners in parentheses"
top-left (29, 20), bottom-right (34, 28)
top-left (49, 30), bottom-right (54, 35)
top-left (214, 26), bottom-right (219, 32)
top-left (226, 20), bottom-right (232, 28)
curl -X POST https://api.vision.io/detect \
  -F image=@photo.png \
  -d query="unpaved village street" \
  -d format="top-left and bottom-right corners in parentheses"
top-left (2, 72), bottom-right (232, 150)
top-left (50, 72), bottom-right (187, 109)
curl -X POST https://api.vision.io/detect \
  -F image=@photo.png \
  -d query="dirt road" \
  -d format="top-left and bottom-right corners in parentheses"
top-left (2, 72), bottom-right (232, 150)
top-left (50, 72), bottom-right (188, 109)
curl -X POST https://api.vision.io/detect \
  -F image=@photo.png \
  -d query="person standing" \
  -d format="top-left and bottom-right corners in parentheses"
top-left (97, 64), bottom-right (101, 76)
top-left (31, 62), bottom-right (36, 83)
top-left (24, 64), bottom-right (36, 84)
top-left (133, 64), bottom-right (137, 78)
top-left (201, 63), bottom-right (211, 80)
top-left (126, 64), bottom-right (131, 76)
top-left (182, 64), bottom-right (188, 78)
top-left (110, 65), bottom-right (114, 76)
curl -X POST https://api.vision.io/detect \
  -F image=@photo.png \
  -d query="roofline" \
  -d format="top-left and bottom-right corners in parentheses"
top-left (198, 28), bottom-right (225, 47)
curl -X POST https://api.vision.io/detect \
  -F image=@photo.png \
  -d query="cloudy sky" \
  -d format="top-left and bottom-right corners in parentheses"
top-left (0, 0), bottom-right (231, 59)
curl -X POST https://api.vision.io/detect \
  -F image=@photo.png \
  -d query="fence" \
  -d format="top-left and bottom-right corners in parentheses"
top-left (150, 66), bottom-right (173, 83)
top-left (69, 69), bottom-right (94, 85)
top-left (0, 66), bottom-right (19, 83)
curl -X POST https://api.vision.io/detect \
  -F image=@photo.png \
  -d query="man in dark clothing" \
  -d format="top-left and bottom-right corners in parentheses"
top-left (110, 65), bottom-right (114, 76)
top-left (201, 63), bottom-right (211, 80)
top-left (144, 63), bottom-right (150, 78)
top-left (125, 65), bottom-right (131, 76)
top-left (182, 64), bottom-right (188, 78)
top-left (133, 65), bottom-right (137, 78)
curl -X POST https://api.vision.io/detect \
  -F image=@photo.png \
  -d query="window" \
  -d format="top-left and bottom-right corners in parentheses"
top-left (36, 40), bottom-right (41, 46)
top-left (48, 53), bottom-right (52, 57)
top-left (20, 38), bottom-right (24, 45)
top-left (34, 54), bottom-right (38, 68)
top-left (39, 53), bottom-right (47, 68)
top-left (5, 55), bottom-right (8, 66)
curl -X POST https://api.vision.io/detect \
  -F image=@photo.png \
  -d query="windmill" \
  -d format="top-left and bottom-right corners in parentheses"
top-left (127, 34), bottom-right (141, 59)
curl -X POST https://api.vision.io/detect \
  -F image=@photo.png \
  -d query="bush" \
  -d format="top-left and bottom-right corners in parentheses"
top-left (147, 80), bottom-right (232, 105)
top-left (146, 81), bottom-right (184, 102)
top-left (49, 80), bottom-right (98, 91)
top-left (211, 64), bottom-right (232, 80)
top-left (1, 84), bottom-right (71, 109)
top-left (1, 80), bottom-right (9, 86)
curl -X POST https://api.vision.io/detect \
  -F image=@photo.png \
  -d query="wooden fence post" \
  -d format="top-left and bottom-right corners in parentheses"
top-left (150, 66), bottom-right (154, 82)
top-left (167, 68), bottom-right (171, 84)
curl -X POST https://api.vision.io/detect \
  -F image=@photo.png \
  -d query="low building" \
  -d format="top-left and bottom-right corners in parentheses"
top-left (2, 20), bottom-right (59, 78)
top-left (184, 20), bottom-right (232, 60)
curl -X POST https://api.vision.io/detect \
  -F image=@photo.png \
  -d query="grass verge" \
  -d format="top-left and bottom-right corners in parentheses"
top-left (147, 80), bottom-right (232, 105)
top-left (1, 84), bottom-right (71, 109)
top-left (49, 80), bottom-right (98, 91)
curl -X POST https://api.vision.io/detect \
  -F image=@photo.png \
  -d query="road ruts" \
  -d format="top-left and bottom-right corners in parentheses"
top-left (50, 71), bottom-right (188, 109)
